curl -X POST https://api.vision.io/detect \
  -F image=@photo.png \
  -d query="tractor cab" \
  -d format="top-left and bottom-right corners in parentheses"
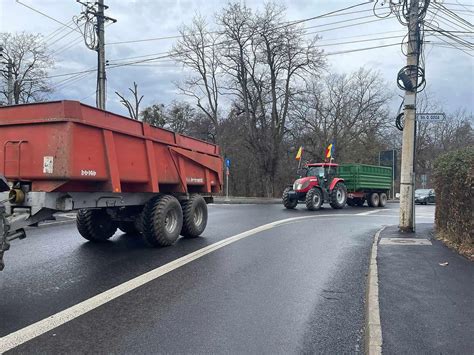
top-left (300, 163), bottom-right (339, 183)
top-left (283, 162), bottom-right (347, 211)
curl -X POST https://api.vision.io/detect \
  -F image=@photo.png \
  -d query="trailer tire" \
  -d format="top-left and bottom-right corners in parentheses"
top-left (180, 194), bottom-right (208, 238)
top-left (282, 187), bottom-right (298, 209)
top-left (379, 193), bottom-right (388, 207)
top-left (305, 188), bottom-right (323, 211)
top-left (76, 209), bottom-right (117, 242)
top-left (140, 195), bottom-right (183, 247)
top-left (118, 221), bottom-right (139, 235)
top-left (329, 182), bottom-right (347, 209)
top-left (368, 193), bottom-right (380, 207)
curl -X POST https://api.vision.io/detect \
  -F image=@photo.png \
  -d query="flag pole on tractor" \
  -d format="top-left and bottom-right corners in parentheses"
top-left (325, 141), bottom-right (335, 174)
top-left (296, 146), bottom-right (304, 170)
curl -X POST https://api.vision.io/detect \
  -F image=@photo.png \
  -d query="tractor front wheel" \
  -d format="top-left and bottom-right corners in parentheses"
top-left (305, 188), bottom-right (323, 211)
top-left (330, 182), bottom-right (347, 209)
top-left (282, 187), bottom-right (298, 209)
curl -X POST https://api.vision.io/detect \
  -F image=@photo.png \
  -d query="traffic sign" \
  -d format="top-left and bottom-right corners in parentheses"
top-left (416, 113), bottom-right (446, 122)
top-left (225, 158), bottom-right (231, 168)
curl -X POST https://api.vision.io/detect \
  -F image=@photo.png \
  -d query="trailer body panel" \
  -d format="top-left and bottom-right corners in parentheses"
top-left (0, 100), bottom-right (223, 194)
top-left (338, 163), bottom-right (392, 192)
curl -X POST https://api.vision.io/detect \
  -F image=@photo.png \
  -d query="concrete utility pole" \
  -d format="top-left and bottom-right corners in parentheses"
top-left (7, 59), bottom-right (13, 105)
top-left (76, 0), bottom-right (115, 111)
top-left (399, 0), bottom-right (420, 232)
top-left (96, 0), bottom-right (106, 110)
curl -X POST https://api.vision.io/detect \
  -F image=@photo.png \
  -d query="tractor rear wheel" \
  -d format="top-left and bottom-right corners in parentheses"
top-left (282, 187), bottom-right (298, 209)
top-left (379, 193), bottom-right (388, 207)
top-left (305, 188), bottom-right (323, 211)
top-left (140, 195), bottom-right (183, 247)
top-left (77, 209), bottom-right (117, 242)
top-left (368, 193), bottom-right (380, 207)
top-left (180, 194), bottom-right (208, 238)
top-left (329, 182), bottom-right (347, 209)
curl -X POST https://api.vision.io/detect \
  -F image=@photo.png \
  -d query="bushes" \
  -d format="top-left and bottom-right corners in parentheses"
top-left (433, 147), bottom-right (473, 248)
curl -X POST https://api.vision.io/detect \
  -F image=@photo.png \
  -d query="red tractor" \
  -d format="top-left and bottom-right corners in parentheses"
top-left (282, 163), bottom-right (347, 210)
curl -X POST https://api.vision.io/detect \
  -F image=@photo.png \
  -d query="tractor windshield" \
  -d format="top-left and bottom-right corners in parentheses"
top-left (306, 167), bottom-right (325, 177)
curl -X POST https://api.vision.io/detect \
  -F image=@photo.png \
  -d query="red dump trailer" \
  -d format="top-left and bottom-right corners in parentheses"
top-left (0, 100), bottom-right (223, 270)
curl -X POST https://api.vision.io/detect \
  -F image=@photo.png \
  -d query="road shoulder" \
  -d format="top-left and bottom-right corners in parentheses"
top-left (377, 224), bottom-right (474, 354)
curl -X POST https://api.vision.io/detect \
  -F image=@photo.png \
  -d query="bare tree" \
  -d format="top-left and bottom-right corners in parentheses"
top-left (218, 2), bottom-right (325, 195)
top-left (171, 15), bottom-right (221, 143)
top-left (292, 68), bottom-right (392, 163)
top-left (0, 32), bottom-right (54, 104)
top-left (115, 81), bottom-right (143, 120)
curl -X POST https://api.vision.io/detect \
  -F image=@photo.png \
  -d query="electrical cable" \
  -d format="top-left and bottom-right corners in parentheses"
top-left (15, 0), bottom-right (82, 34)
top-left (106, 1), bottom-right (374, 45)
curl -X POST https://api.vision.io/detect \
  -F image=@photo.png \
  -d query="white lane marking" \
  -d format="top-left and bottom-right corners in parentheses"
top-left (357, 209), bottom-right (383, 216)
top-left (0, 213), bottom-right (358, 352)
top-left (366, 226), bottom-right (385, 355)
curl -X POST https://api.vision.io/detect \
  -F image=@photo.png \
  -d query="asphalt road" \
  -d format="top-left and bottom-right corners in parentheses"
top-left (0, 203), bottom-right (435, 353)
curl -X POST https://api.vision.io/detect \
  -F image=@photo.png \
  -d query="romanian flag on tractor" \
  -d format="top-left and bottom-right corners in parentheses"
top-left (295, 146), bottom-right (303, 160)
top-left (325, 141), bottom-right (335, 160)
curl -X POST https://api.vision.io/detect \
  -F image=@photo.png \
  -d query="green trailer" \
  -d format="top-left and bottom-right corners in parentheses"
top-left (338, 163), bottom-right (392, 207)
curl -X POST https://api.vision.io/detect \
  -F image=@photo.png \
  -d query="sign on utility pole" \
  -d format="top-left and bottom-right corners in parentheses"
top-left (416, 113), bottom-right (446, 122)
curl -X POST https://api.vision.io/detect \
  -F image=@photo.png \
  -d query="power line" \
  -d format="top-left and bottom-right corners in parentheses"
top-left (431, 3), bottom-right (473, 30)
top-left (15, 0), bottom-right (81, 34)
top-left (106, 1), bottom-right (374, 46)
top-left (325, 42), bottom-right (401, 56)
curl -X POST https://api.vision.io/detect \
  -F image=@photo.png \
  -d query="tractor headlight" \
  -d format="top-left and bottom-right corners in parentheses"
top-left (294, 180), bottom-right (310, 191)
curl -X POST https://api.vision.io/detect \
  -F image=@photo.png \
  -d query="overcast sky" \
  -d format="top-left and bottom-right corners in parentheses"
top-left (1, 0), bottom-right (473, 117)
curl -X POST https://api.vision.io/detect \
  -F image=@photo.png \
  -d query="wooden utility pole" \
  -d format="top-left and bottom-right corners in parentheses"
top-left (399, 0), bottom-right (420, 232)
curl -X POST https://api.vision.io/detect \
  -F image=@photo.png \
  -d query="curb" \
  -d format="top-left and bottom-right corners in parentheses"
top-left (365, 226), bottom-right (385, 355)
top-left (213, 197), bottom-right (281, 205)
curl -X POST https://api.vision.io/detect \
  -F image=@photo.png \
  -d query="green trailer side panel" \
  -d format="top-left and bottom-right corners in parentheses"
top-left (338, 164), bottom-right (392, 192)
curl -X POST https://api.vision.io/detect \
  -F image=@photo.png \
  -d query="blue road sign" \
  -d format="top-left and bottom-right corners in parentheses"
top-left (225, 158), bottom-right (231, 168)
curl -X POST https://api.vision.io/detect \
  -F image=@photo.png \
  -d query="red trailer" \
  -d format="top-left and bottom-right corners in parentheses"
top-left (0, 101), bottom-right (223, 270)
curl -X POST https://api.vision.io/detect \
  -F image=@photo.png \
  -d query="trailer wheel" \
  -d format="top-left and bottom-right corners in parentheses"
top-left (282, 187), bottom-right (298, 209)
top-left (379, 193), bottom-right (388, 207)
top-left (141, 195), bottom-right (183, 247)
top-left (305, 188), bottom-right (323, 211)
top-left (118, 221), bottom-right (139, 235)
top-left (76, 209), bottom-right (117, 242)
top-left (368, 193), bottom-right (380, 207)
top-left (329, 182), bottom-right (347, 209)
top-left (180, 194), bottom-right (208, 238)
